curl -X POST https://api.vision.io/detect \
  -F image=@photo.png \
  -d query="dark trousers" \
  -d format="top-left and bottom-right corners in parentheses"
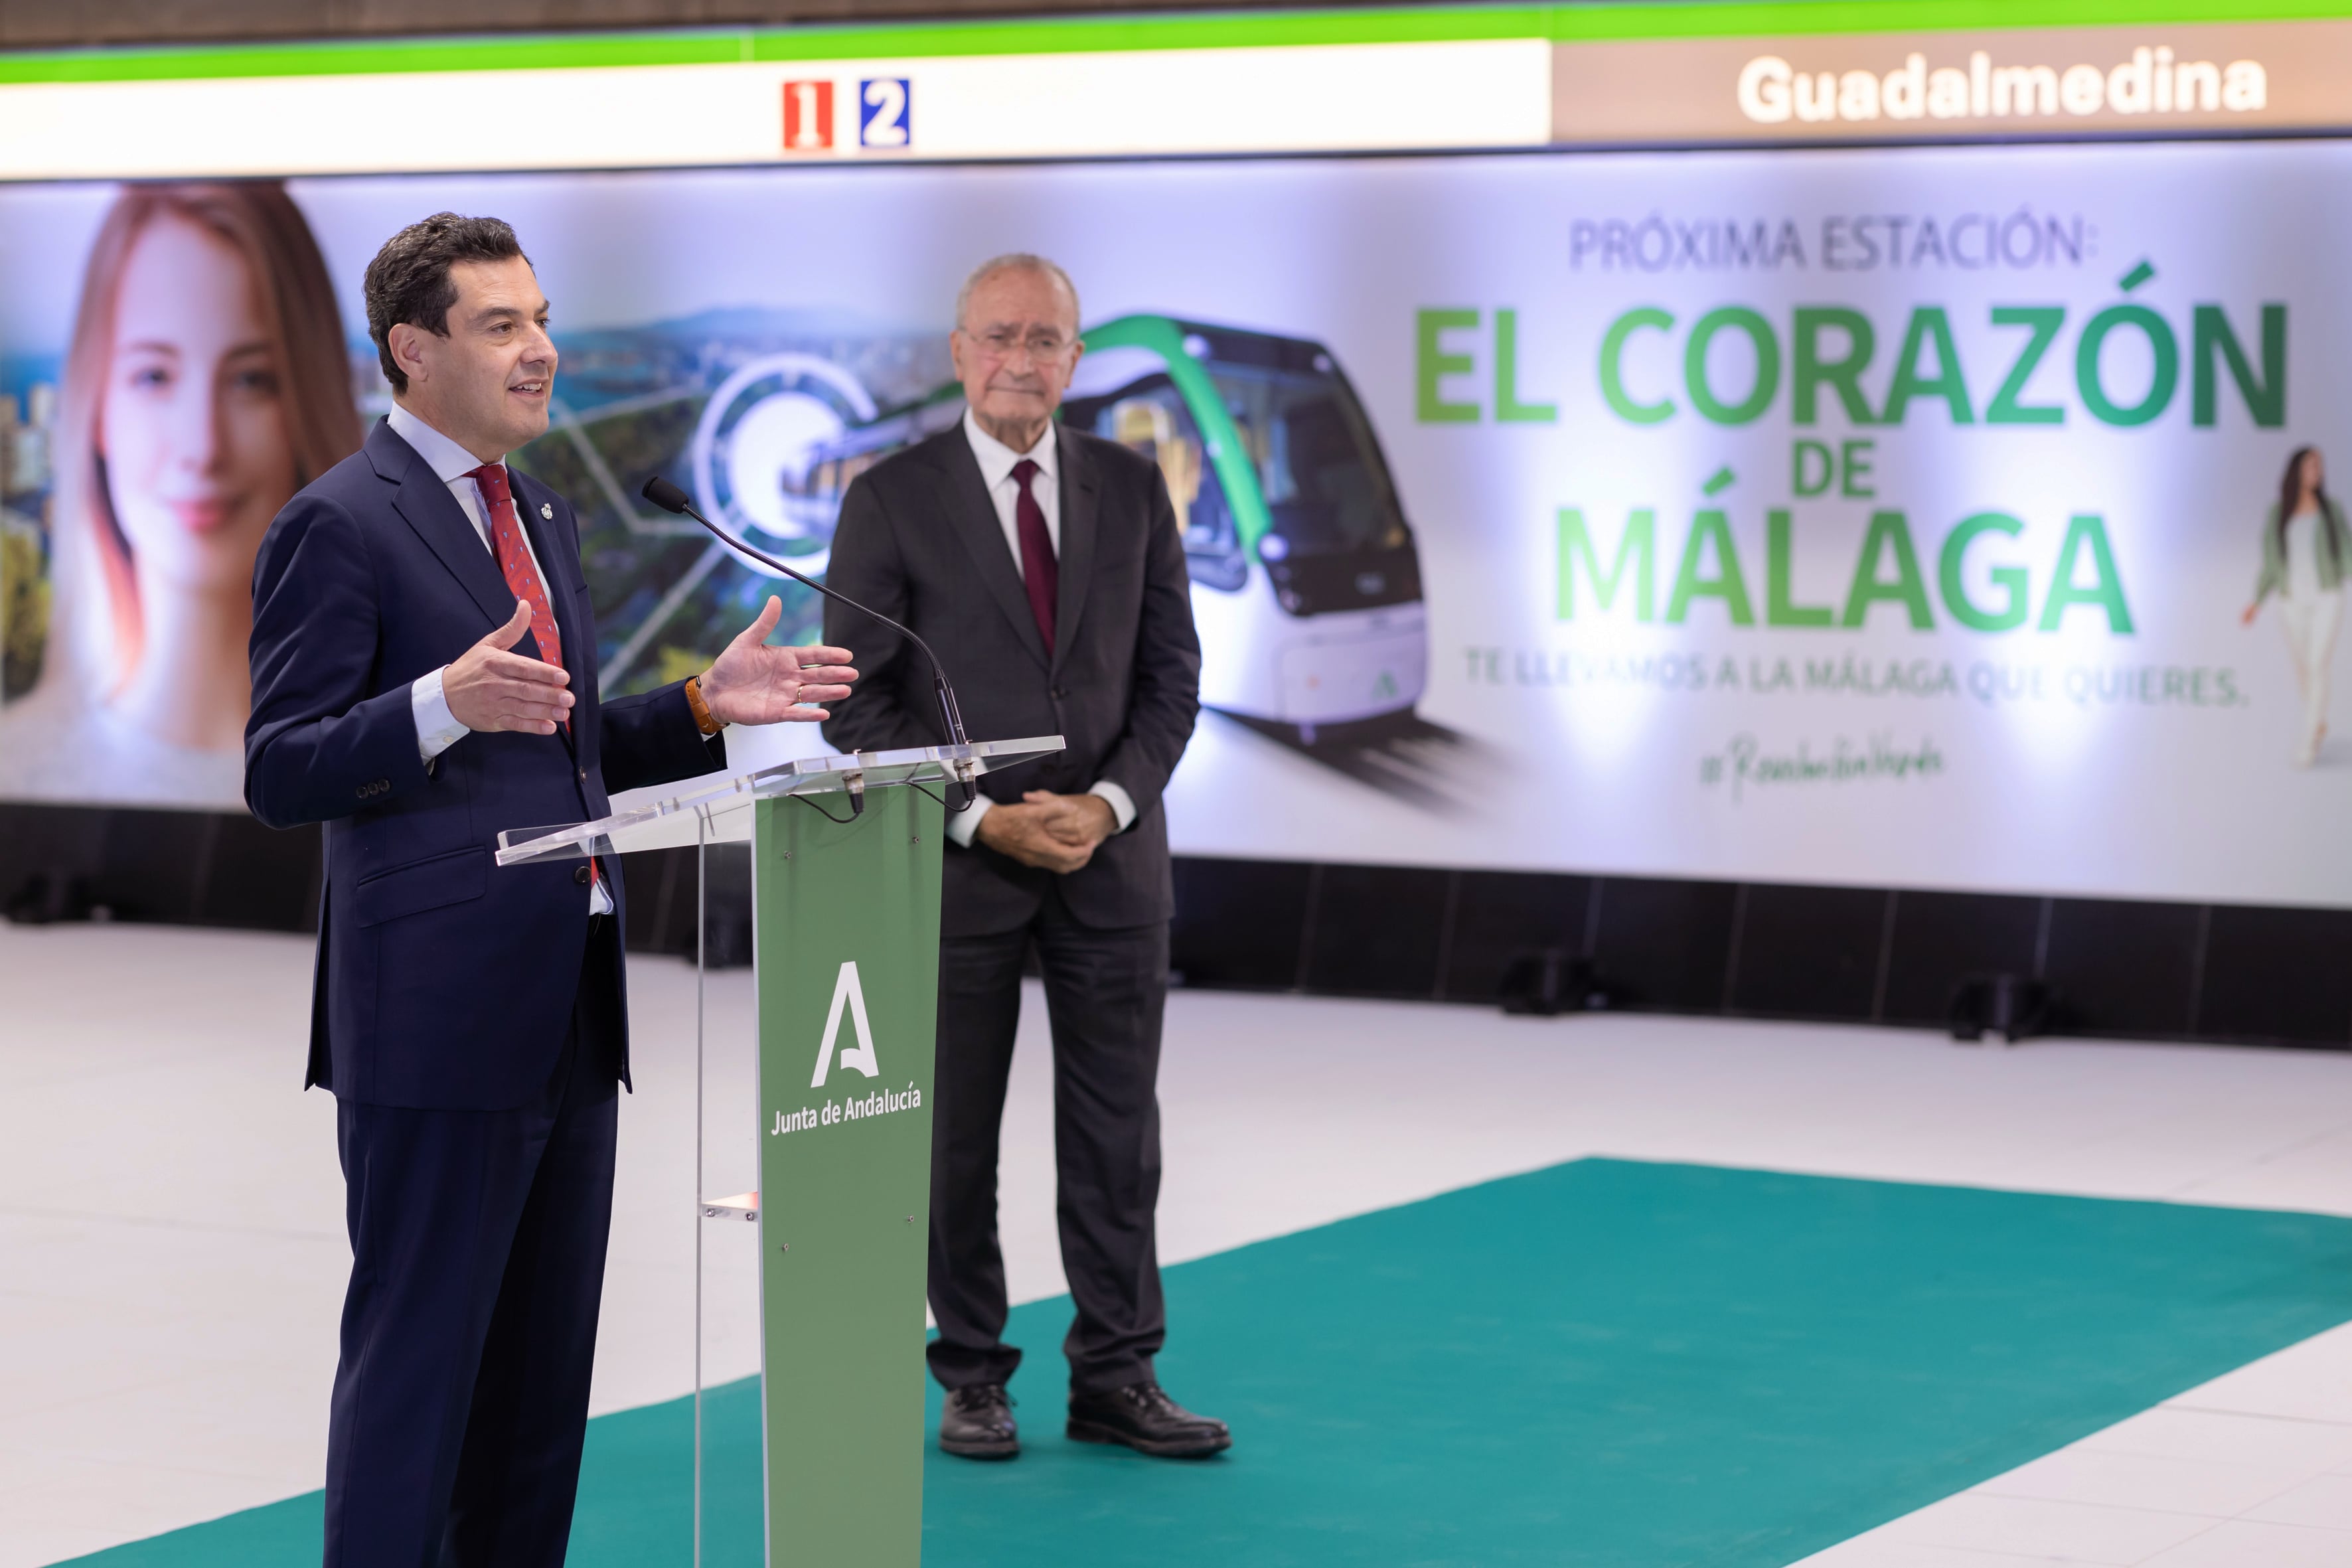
top-left (323, 921), bottom-right (622, 1568)
top-left (928, 891), bottom-right (1170, 1395)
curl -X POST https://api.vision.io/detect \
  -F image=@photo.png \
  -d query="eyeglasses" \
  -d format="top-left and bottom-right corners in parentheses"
top-left (966, 327), bottom-right (1076, 360)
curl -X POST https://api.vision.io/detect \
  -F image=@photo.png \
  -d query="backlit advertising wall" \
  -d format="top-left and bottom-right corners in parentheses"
top-left (0, 138), bottom-right (2343, 906)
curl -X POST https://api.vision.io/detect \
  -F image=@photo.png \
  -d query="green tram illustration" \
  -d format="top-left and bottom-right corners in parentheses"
top-left (691, 317), bottom-right (1429, 740)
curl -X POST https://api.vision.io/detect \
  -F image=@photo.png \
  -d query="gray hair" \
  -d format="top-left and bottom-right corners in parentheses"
top-left (955, 253), bottom-right (1081, 332)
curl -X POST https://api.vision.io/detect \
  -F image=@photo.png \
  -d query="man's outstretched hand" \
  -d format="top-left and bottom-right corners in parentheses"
top-left (698, 596), bottom-right (858, 725)
top-left (444, 600), bottom-right (576, 735)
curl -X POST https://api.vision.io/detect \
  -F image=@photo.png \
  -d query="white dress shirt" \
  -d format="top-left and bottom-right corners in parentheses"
top-left (964, 404), bottom-right (1063, 562)
top-left (390, 403), bottom-right (611, 915)
top-left (948, 409), bottom-right (1137, 848)
top-left (2285, 508), bottom-right (2326, 603)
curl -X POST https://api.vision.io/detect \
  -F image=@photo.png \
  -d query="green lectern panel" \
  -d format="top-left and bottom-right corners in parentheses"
top-left (753, 787), bottom-right (944, 1566)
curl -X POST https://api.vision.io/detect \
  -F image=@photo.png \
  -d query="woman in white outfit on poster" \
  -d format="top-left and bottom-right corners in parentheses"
top-left (2242, 445), bottom-right (2352, 767)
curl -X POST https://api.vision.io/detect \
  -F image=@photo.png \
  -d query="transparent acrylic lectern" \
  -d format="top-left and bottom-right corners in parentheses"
top-left (495, 737), bottom-right (1063, 1568)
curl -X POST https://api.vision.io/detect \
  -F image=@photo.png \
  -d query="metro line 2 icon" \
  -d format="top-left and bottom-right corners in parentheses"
top-left (860, 78), bottom-right (911, 148)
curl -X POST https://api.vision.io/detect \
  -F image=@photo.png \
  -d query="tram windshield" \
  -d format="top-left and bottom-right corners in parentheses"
top-left (1066, 371), bottom-right (1244, 590)
top-left (1201, 360), bottom-right (1409, 560)
top-left (1065, 330), bottom-right (1411, 590)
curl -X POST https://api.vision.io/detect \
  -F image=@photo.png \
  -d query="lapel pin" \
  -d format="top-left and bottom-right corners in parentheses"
top-left (540, 503), bottom-right (554, 519)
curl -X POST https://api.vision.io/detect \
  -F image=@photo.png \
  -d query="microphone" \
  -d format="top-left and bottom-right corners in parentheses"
top-left (639, 475), bottom-right (974, 810)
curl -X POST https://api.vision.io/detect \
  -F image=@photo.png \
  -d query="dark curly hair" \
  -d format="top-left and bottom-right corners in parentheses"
top-left (362, 212), bottom-right (529, 394)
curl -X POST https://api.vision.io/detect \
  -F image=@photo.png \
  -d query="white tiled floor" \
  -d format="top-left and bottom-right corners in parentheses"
top-left (1796, 1328), bottom-right (2352, 1564)
top-left (1793, 1242), bottom-right (2352, 1565)
top-left (5, 920), bottom-right (2352, 1566)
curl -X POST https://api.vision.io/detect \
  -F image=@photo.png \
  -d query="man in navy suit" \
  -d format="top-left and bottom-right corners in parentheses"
top-left (244, 212), bottom-right (858, 1568)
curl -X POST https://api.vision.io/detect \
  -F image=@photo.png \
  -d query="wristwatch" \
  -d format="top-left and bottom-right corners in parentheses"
top-left (684, 674), bottom-right (728, 736)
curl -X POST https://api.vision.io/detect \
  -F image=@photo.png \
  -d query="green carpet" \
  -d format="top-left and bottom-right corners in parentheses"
top-left (60, 1159), bottom-right (2352, 1567)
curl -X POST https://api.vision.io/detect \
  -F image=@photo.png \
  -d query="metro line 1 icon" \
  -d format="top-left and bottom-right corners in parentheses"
top-left (783, 80), bottom-right (835, 151)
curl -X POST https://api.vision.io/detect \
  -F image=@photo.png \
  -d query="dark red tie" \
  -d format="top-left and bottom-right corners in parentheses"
top-left (468, 463), bottom-right (564, 686)
top-left (470, 463), bottom-right (598, 896)
top-left (1010, 457), bottom-right (1058, 655)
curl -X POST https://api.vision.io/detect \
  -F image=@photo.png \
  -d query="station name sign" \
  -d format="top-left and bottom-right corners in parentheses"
top-left (1735, 46), bottom-right (2268, 129)
top-left (1551, 20), bottom-right (2352, 147)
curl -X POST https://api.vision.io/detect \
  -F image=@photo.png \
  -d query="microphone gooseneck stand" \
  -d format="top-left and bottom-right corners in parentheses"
top-left (639, 476), bottom-right (977, 813)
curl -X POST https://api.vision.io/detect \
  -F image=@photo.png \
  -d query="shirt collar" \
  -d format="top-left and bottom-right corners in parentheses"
top-left (386, 402), bottom-right (503, 485)
top-left (962, 406), bottom-right (1057, 491)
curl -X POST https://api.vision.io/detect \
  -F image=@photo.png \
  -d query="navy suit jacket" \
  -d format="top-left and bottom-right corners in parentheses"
top-left (246, 419), bottom-right (725, 1110)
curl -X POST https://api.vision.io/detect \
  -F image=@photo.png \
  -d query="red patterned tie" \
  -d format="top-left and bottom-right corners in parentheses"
top-left (467, 463), bottom-right (565, 699)
top-left (1010, 457), bottom-right (1058, 655)
top-left (469, 464), bottom-right (597, 895)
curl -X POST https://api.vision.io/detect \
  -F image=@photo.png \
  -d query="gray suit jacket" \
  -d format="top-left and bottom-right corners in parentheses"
top-left (821, 423), bottom-right (1202, 937)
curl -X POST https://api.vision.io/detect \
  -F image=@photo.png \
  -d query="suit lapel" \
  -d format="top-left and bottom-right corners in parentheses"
top-left (372, 422), bottom-right (516, 631)
top-left (929, 431), bottom-right (1050, 672)
top-left (1052, 431), bottom-right (1098, 672)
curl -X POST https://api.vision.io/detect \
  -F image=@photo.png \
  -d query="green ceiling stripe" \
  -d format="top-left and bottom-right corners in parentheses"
top-left (0, 33), bottom-right (744, 85)
top-left (1547, 0), bottom-right (2352, 40)
top-left (0, 3), bottom-right (2348, 87)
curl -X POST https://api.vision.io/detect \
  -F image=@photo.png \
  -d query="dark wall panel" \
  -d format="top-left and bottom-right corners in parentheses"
top-left (698, 843), bottom-right (755, 969)
top-left (1588, 877), bottom-right (1739, 1013)
top-left (1879, 890), bottom-right (2045, 1027)
top-left (94, 809), bottom-right (213, 923)
top-left (2197, 904), bottom-right (2352, 1046)
top-left (1171, 856), bottom-right (1312, 990)
top-left (621, 846), bottom-right (687, 957)
top-left (13, 800), bottom-right (2352, 1052)
top-left (1441, 870), bottom-right (1591, 1004)
top-left (0, 803), bottom-right (108, 918)
top-left (1728, 883), bottom-right (1887, 1022)
top-left (1300, 864), bottom-right (1450, 998)
top-left (2042, 898), bottom-right (2204, 1039)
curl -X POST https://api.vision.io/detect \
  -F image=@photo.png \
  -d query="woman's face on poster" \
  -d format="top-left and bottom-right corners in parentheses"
top-left (100, 214), bottom-right (297, 594)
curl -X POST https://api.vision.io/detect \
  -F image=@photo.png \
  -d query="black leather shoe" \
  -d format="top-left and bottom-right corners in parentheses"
top-left (940, 1383), bottom-right (1019, 1459)
top-left (1067, 1382), bottom-right (1231, 1458)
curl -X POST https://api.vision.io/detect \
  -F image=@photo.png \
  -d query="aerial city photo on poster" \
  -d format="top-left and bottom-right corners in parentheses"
top-left (0, 138), bottom-right (2341, 906)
